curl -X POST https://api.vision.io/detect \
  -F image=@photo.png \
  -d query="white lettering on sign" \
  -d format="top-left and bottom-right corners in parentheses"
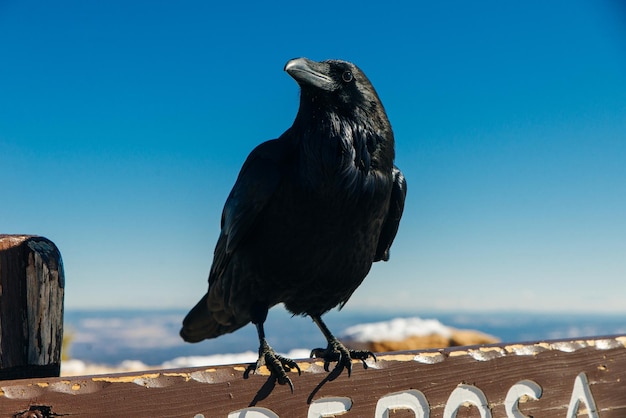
top-left (227, 407), bottom-right (279, 418)
top-left (374, 389), bottom-right (430, 418)
top-left (443, 384), bottom-right (492, 418)
top-left (307, 397), bottom-right (352, 417)
top-left (566, 373), bottom-right (599, 418)
top-left (504, 380), bottom-right (542, 418)
top-left (201, 371), bottom-right (600, 417)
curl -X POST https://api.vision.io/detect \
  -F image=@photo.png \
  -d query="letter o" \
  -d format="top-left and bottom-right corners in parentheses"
top-left (228, 407), bottom-right (280, 418)
top-left (308, 397), bottom-right (352, 418)
top-left (375, 390), bottom-right (430, 418)
top-left (443, 384), bottom-right (492, 418)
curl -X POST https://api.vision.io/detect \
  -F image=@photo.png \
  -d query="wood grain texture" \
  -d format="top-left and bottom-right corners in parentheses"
top-left (0, 235), bottom-right (65, 380)
top-left (1, 336), bottom-right (625, 417)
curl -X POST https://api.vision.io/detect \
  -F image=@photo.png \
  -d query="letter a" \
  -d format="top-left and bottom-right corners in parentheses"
top-left (566, 373), bottom-right (599, 418)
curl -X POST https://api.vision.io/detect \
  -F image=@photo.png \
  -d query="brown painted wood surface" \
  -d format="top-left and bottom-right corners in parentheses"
top-left (0, 235), bottom-right (65, 380)
top-left (1, 336), bottom-right (625, 417)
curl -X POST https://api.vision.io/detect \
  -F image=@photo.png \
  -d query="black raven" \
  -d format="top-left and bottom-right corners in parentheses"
top-left (180, 57), bottom-right (406, 390)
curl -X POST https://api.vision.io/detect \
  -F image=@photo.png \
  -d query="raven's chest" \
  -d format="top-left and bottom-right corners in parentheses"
top-left (255, 164), bottom-right (392, 263)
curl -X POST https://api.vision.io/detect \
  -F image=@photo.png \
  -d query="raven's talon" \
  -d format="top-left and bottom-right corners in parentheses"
top-left (247, 342), bottom-right (300, 393)
top-left (283, 375), bottom-right (295, 393)
top-left (274, 354), bottom-right (302, 376)
top-left (310, 341), bottom-right (375, 378)
top-left (271, 368), bottom-right (295, 393)
top-left (310, 347), bottom-right (340, 361)
top-left (350, 349), bottom-right (376, 361)
top-left (243, 363), bottom-right (256, 379)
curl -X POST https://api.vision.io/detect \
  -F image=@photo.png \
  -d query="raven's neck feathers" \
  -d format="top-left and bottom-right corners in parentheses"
top-left (285, 95), bottom-right (394, 196)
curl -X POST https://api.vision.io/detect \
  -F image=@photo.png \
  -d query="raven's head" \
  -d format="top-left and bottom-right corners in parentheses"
top-left (284, 57), bottom-right (390, 133)
top-left (284, 57), bottom-right (394, 177)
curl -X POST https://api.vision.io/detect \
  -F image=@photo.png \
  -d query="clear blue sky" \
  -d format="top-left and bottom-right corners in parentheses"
top-left (1, 0), bottom-right (625, 312)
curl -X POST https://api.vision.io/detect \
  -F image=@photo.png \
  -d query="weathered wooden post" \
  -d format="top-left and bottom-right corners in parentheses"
top-left (0, 235), bottom-right (65, 380)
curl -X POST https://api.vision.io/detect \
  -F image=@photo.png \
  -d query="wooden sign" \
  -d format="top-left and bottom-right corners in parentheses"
top-left (1, 335), bottom-right (625, 417)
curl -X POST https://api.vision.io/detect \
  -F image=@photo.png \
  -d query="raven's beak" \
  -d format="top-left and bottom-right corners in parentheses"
top-left (285, 58), bottom-right (334, 91)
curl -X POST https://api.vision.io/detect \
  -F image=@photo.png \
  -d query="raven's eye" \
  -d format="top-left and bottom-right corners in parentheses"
top-left (342, 71), bottom-right (353, 83)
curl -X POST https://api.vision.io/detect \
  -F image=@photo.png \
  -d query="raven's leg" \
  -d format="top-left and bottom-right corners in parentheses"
top-left (309, 315), bottom-right (376, 377)
top-left (245, 321), bottom-right (301, 392)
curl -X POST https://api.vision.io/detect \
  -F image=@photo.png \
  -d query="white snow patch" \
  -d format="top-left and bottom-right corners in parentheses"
top-left (163, 348), bottom-right (310, 368)
top-left (61, 349), bottom-right (312, 376)
top-left (341, 317), bottom-right (452, 342)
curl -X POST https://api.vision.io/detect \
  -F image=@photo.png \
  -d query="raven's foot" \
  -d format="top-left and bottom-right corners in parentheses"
top-left (245, 339), bottom-right (301, 393)
top-left (310, 338), bottom-right (376, 377)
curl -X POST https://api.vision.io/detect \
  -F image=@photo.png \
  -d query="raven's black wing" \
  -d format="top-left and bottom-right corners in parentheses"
top-left (180, 138), bottom-right (288, 342)
top-left (210, 138), bottom-right (287, 286)
top-left (374, 166), bottom-right (407, 262)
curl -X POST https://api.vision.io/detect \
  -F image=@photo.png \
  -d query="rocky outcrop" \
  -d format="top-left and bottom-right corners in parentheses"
top-left (340, 317), bottom-right (499, 352)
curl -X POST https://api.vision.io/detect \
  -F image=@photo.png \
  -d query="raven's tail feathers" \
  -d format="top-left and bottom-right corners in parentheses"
top-left (180, 293), bottom-right (248, 343)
